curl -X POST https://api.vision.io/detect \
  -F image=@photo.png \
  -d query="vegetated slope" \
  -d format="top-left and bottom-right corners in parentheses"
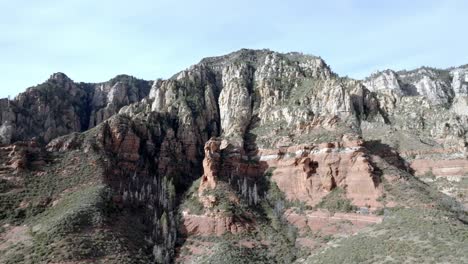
top-left (0, 130), bottom-right (154, 263)
top-left (0, 49), bottom-right (467, 263)
top-left (301, 152), bottom-right (468, 263)
top-left (304, 208), bottom-right (468, 264)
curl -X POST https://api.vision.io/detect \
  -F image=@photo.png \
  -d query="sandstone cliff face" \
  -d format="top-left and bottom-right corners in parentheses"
top-left (185, 136), bottom-right (384, 238)
top-left (258, 138), bottom-right (383, 208)
top-left (181, 211), bottom-right (255, 237)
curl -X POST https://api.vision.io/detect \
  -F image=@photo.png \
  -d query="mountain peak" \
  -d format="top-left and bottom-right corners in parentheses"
top-left (198, 48), bottom-right (324, 68)
top-left (181, 48), bottom-right (335, 82)
top-left (48, 72), bottom-right (72, 83)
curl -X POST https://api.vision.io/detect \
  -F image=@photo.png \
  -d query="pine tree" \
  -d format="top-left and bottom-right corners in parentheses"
top-left (253, 183), bottom-right (258, 205)
top-left (160, 211), bottom-right (168, 236)
top-left (242, 177), bottom-right (248, 198)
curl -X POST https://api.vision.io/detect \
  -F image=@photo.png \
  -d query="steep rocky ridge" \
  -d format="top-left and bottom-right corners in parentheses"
top-left (362, 65), bottom-right (468, 149)
top-left (0, 73), bottom-right (151, 144)
top-left (146, 49), bottom-right (367, 149)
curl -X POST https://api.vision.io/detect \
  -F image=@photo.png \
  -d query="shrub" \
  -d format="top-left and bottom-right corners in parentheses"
top-left (423, 168), bottom-right (436, 180)
top-left (316, 188), bottom-right (357, 213)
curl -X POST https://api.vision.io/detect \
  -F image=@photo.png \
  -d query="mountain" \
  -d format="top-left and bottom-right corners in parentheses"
top-left (0, 73), bottom-right (152, 144)
top-left (0, 49), bottom-right (467, 263)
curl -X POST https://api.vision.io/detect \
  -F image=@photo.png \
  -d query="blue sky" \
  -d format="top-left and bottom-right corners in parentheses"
top-left (1, 0), bottom-right (467, 98)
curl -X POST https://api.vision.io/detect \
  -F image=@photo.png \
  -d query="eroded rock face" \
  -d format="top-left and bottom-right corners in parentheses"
top-left (188, 136), bottom-right (384, 240)
top-left (0, 73), bottom-right (151, 144)
top-left (199, 138), bottom-right (222, 193)
top-left (0, 141), bottom-right (44, 174)
top-left (219, 64), bottom-right (253, 143)
top-left (197, 137), bottom-right (267, 194)
top-left (411, 159), bottom-right (468, 178)
top-left (181, 212), bottom-right (254, 237)
top-left (180, 136), bottom-right (264, 237)
top-left (362, 66), bottom-right (468, 151)
top-left (403, 145), bottom-right (468, 207)
top-left (145, 49), bottom-right (359, 149)
top-left (89, 75), bottom-right (151, 128)
top-left (363, 70), bottom-right (402, 94)
top-left (285, 209), bottom-right (383, 237)
top-left (450, 67), bottom-right (468, 96)
top-left (260, 138), bottom-right (383, 208)
top-left (364, 67), bottom-right (457, 104)
top-left (0, 121), bottom-right (14, 144)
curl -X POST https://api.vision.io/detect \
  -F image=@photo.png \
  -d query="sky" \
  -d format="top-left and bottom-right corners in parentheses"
top-left (1, 0), bottom-right (467, 98)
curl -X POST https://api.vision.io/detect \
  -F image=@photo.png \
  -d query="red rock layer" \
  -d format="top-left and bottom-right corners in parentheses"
top-left (0, 141), bottom-right (43, 173)
top-left (180, 212), bottom-right (254, 237)
top-left (189, 137), bottom-right (385, 238)
top-left (198, 137), bottom-right (267, 195)
top-left (285, 209), bottom-right (382, 236)
top-left (411, 159), bottom-right (468, 177)
top-left (261, 139), bottom-right (383, 208)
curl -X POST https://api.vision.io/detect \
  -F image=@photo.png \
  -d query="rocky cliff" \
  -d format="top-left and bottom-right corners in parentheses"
top-left (362, 65), bottom-right (468, 209)
top-left (0, 73), bottom-right (151, 144)
top-left (0, 49), bottom-right (467, 264)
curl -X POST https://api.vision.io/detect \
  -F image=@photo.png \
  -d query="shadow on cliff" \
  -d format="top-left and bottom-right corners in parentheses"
top-left (235, 116), bottom-right (285, 223)
top-left (362, 140), bottom-right (415, 178)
